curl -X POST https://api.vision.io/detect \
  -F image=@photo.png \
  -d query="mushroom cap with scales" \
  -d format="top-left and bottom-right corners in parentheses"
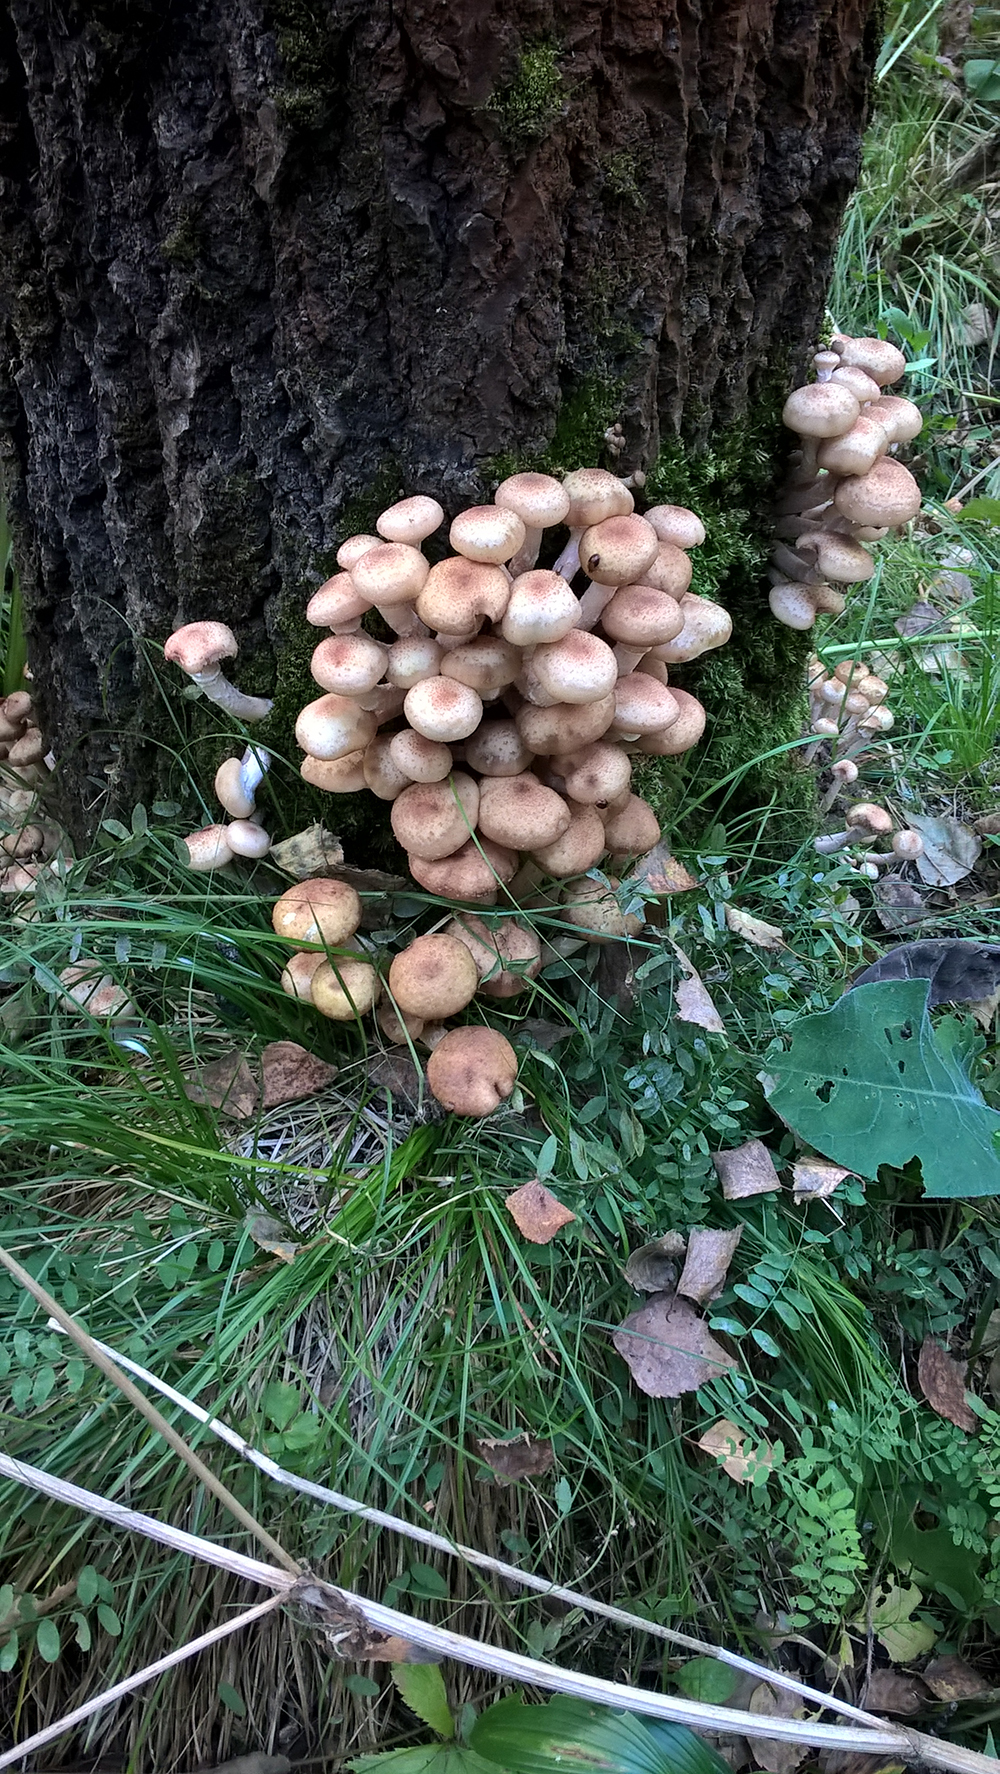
top-left (388, 933), bottom-right (480, 1019)
top-left (425, 1025), bottom-right (519, 1116)
top-left (164, 622), bottom-right (238, 674)
top-left (272, 878), bottom-right (362, 945)
top-left (407, 835), bottom-right (518, 903)
top-left (390, 773), bottom-right (480, 860)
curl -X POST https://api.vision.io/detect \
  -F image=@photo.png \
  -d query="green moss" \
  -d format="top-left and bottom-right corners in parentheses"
top-left (487, 42), bottom-right (566, 152)
top-left (484, 374), bottom-right (626, 488)
top-left (161, 207), bottom-right (202, 267)
top-left (266, 0), bottom-right (342, 133)
top-left (335, 460), bottom-right (406, 550)
top-left (601, 150), bottom-right (646, 210)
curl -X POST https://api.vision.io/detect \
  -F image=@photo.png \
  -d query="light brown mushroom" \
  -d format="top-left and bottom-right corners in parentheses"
top-left (477, 772), bottom-right (571, 850)
top-left (650, 595), bottom-right (732, 664)
top-left (636, 688), bottom-right (707, 756)
top-left (830, 335), bottom-right (907, 387)
top-left (464, 720), bottom-right (535, 776)
top-left (407, 835), bottom-right (518, 903)
top-left (391, 773), bottom-right (480, 860)
top-left (385, 635), bottom-right (444, 688)
top-left (530, 801), bottom-right (607, 877)
top-left (376, 495), bottom-right (445, 546)
top-left (295, 694), bottom-right (378, 761)
top-left (560, 743), bottom-right (632, 805)
top-left (815, 415), bottom-right (891, 477)
top-left (164, 622), bottom-right (273, 721)
top-left (184, 825), bottom-right (234, 871)
top-left (440, 635), bottom-right (521, 694)
top-left (426, 1025), bottom-right (518, 1116)
top-left (501, 569), bottom-right (581, 647)
top-left (310, 633), bottom-right (388, 696)
top-left (389, 729), bottom-right (454, 783)
top-left (515, 693), bottom-right (618, 756)
top-left (300, 752), bottom-right (368, 792)
top-left (416, 556), bottom-right (510, 634)
top-left (530, 630), bottom-right (618, 704)
top-left (272, 878), bottom-right (363, 945)
top-left (561, 877), bottom-right (643, 942)
top-left (306, 574), bottom-right (373, 630)
top-left (389, 933), bottom-right (480, 1019)
top-left (644, 505), bottom-right (706, 549)
top-left (377, 1000), bottom-right (426, 1044)
top-left (494, 472), bottom-right (571, 573)
top-left (445, 914), bottom-right (543, 998)
top-left (226, 820), bottom-right (271, 859)
top-left (602, 794), bottom-right (661, 859)
top-left (552, 468), bottom-right (634, 579)
top-left (280, 951), bottom-right (326, 1002)
top-left (312, 959), bottom-right (381, 1020)
top-left (833, 457), bottom-right (922, 529)
top-left (769, 584), bottom-right (819, 630)
top-left (613, 673), bottom-right (679, 736)
top-left (337, 534), bottom-right (383, 571)
top-left (450, 505), bottom-right (526, 565)
top-left (363, 735), bottom-right (414, 800)
top-left (403, 676), bottom-right (484, 742)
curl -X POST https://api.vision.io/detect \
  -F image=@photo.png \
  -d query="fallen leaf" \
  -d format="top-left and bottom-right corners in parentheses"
top-left (612, 1291), bottom-right (737, 1397)
top-left (918, 1337), bottom-right (976, 1432)
top-left (294, 1578), bottom-right (441, 1663)
top-left (625, 841), bottom-right (699, 896)
top-left (267, 823), bottom-right (345, 878)
top-left (747, 1682), bottom-right (806, 1774)
top-left (328, 864), bottom-right (410, 928)
top-left (244, 1208), bottom-right (300, 1264)
top-left (874, 876), bottom-right (927, 933)
top-left (367, 1048), bottom-right (424, 1102)
top-left (974, 811), bottom-right (1000, 837)
top-left (625, 1232), bottom-right (686, 1293)
top-left (698, 1418), bottom-right (773, 1483)
top-left (677, 1226), bottom-right (743, 1305)
top-left (819, 1756), bottom-right (905, 1774)
top-left (515, 1018), bottom-right (573, 1051)
top-left (712, 1140), bottom-right (781, 1200)
top-left (473, 1433), bottom-right (555, 1483)
top-left (260, 1041), bottom-right (338, 1108)
top-left (505, 1180), bottom-right (575, 1244)
top-left (791, 1158), bottom-right (853, 1202)
top-left (894, 600), bottom-right (946, 638)
top-left (862, 1581), bottom-right (937, 1663)
top-left (185, 1051), bottom-right (260, 1120)
top-left (922, 1654), bottom-right (991, 1702)
top-left (969, 984), bottom-right (1000, 1030)
top-left (724, 906), bottom-right (785, 951)
top-left (861, 1669), bottom-right (928, 1717)
top-left (851, 939), bottom-right (1000, 1008)
top-left (905, 813), bottom-right (981, 888)
top-left (672, 943), bottom-right (726, 1033)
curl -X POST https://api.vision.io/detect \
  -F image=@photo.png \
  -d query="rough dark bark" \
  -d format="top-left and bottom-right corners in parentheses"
top-left (0, 0), bottom-right (880, 842)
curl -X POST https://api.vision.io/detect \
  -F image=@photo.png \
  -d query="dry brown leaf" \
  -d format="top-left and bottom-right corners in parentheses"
top-left (505, 1180), bottom-right (575, 1244)
top-left (671, 942), bottom-right (726, 1032)
top-left (625, 1232), bottom-right (686, 1293)
top-left (819, 1755), bottom-right (905, 1774)
top-left (907, 813), bottom-right (982, 888)
top-left (918, 1337), bottom-right (976, 1432)
top-left (791, 1158), bottom-right (853, 1202)
top-left (625, 841), bottom-right (699, 896)
top-left (698, 1418), bottom-right (773, 1483)
top-left (267, 823), bottom-right (345, 878)
top-left (367, 1048), bottom-right (424, 1102)
top-left (713, 1140), bottom-right (781, 1200)
top-left (747, 1682), bottom-right (806, 1774)
top-left (244, 1208), bottom-right (300, 1264)
top-left (894, 600), bottom-right (945, 638)
top-left (474, 1432), bottom-right (555, 1483)
top-left (612, 1292), bottom-right (737, 1397)
top-left (974, 811), bottom-right (1000, 837)
top-left (969, 984), bottom-right (1000, 1030)
top-left (517, 1018), bottom-right (573, 1051)
top-left (260, 1041), bottom-right (338, 1109)
top-left (874, 876), bottom-right (927, 933)
top-left (724, 905), bottom-right (785, 950)
top-left (861, 1669), bottom-right (928, 1717)
top-left (921, 1654), bottom-right (991, 1703)
top-left (677, 1226), bottom-right (743, 1305)
top-left (184, 1051), bottom-right (260, 1120)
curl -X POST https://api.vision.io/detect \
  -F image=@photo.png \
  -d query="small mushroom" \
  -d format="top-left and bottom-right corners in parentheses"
top-left (280, 951), bottom-right (326, 1002)
top-left (501, 569), bottom-right (581, 647)
top-left (494, 473), bottom-right (571, 574)
top-left (602, 794), bottom-right (661, 860)
top-left (376, 495), bottom-right (445, 547)
top-left (295, 694), bottom-right (378, 761)
top-left (226, 819), bottom-right (271, 859)
top-left (425, 1026), bottom-right (518, 1116)
top-left (561, 877), bottom-right (643, 942)
top-left (407, 836), bottom-right (518, 903)
top-left (311, 959), bottom-right (381, 1020)
top-left (403, 677), bottom-right (484, 743)
top-left (531, 801), bottom-right (607, 877)
top-left (477, 772), bottom-right (571, 850)
top-left (184, 824), bottom-right (234, 871)
top-left (515, 694), bottom-right (617, 756)
top-left (445, 914), bottom-right (543, 997)
top-left (530, 630), bottom-right (618, 705)
top-left (388, 933), bottom-right (480, 1019)
top-left (164, 622), bottom-right (273, 721)
top-left (272, 878), bottom-right (362, 946)
top-left (391, 774), bottom-right (480, 860)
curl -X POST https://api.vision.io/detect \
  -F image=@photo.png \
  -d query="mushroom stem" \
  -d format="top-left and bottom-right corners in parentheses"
top-left (508, 527), bottom-right (544, 577)
top-left (613, 643), bottom-right (649, 676)
top-left (189, 667), bottom-right (273, 722)
top-left (813, 830), bottom-right (851, 855)
top-left (552, 530), bottom-right (584, 580)
top-left (374, 603), bottom-right (429, 638)
top-left (576, 580), bottom-right (618, 630)
top-left (238, 745), bottom-right (271, 807)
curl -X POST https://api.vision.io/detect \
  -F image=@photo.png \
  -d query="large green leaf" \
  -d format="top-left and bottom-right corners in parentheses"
top-left (470, 1696), bottom-right (728, 1774)
top-left (394, 1664), bottom-right (455, 1739)
top-left (764, 979), bottom-right (1000, 1197)
top-left (352, 1746), bottom-right (499, 1774)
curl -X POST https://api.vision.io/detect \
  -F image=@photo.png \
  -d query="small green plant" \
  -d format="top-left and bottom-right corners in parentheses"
top-left (487, 43), bottom-right (565, 150)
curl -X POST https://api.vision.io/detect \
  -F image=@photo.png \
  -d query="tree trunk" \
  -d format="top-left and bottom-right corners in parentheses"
top-left (0, 0), bottom-right (880, 849)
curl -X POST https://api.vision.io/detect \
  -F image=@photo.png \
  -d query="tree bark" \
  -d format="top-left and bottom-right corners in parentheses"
top-left (0, 0), bottom-right (880, 842)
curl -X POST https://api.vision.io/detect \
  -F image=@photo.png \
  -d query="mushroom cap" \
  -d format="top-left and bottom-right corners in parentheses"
top-left (450, 505), bottom-right (526, 564)
top-left (389, 729), bottom-right (454, 783)
top-left (641, 542), bottom-right (695, 599)
top-left (769, 584), bottom-right (818, 630)
top-left (643, 504), bottom-right (706, 549)
top-left (892, 829), bottom-right (924, 860)
top-left (810, 584), bottom-right (847, 615)
top-left (613, 673), bottom-right (680, 735)
top-left (803, 532), bottom-right (875, 584)
top-left (391, 773), bottom-right (480, 860)
top-left (561, 468), bottom-right (634, 529)
top-left (280, 950), bottom-right (326, 1002)
top-left (295, 694), bottom-right (378, 760)
top-left (273, 877), bottom-right (363, 945)
top-left (164, 622), bottom-right (238, 674)
top-left (579, 514), bottom-right (659, 585)
top-left (830, 364), bottom-right (883, 403)
top-left (363, 735), bottom-right (414, 800)
top-left (389, 933), bottom-right (480, 1019)
top-left (494, 472), bottom-right (571, 530)
top-left (464, 720), bottom-right (535, 777)
top-left (600, 585), bottom-right (685, 647)
top-left (306, 573), bottom-right (373, 628)
top-left (416, 556), bottom-right (511, 633)
top-left (336, 534), bottom-right (382, 571)
top-left (403, 676), bottom-right (485, 742)
top-left (184, 824), bottom-right (234, 870)
top-left (440, 635), bottom-right (521, 693)
top-left (515, 693), bottom-right (617, 755)
top-left (561, 877), bottom-right (643, 942)
top-left (3, 692), bottom-right (32, 724)
top-left (833, 457), bottom-right (922, 528)
top-left (602, 794), bottom-right (661, 858)
top-left (300, 750), bottom-right (368, 792)
top-left (386, 635), bottom-right (444, 688)
top-left (530, 801), bottom-right (607, 877)
top-left (351, 542), bottom-right (430, 605)
top-left (560, 742), bottom-right (632, 805)
top-left (377, 1000), bottom-right (426, 1044)
top-left (7, 728), bottom-right (45, 766)
top-left (846, 801), bottom-right (894, 836)
top-left (425, 1025), bottom-right (519, 1115)
top-left (1, 823), bottom-right (44, 859)
top-left (445, 914), bottom-right (543, 998)
top-left (477, 772), bottom-right (572, 850)
top-left (815, 414), bottom-right (891, 477)
top-left (407, 835), bottom-right (518, 903)
top-left (312, 958), bottom-right (381, 1020)
top-left (530, 630), bottom-right (618, 704)
top-left (831, 335), bottom-right (907, 387)
top-left (310, 632), bottom-right (388, 695)
top-left (856, 672), bottom-right (888, 704)
top-left (867, 394), bottom-right (923, 443)
top-left (58, 966), bottom-right (134, 1019)
top-left (225, 819), bottom-right (271, 858)
top-left (501, 570), bottom-right (580, 646)
top-left (215, 756), bottom-right (257, 819)
top-left (636, 688), bottom-right (707, 755)
top-left (650, 594), bottom-right (732, 663)
top-left (781, 383), bottom-right (861, 438)
top-left (376, 495), bottom-right (445, 545)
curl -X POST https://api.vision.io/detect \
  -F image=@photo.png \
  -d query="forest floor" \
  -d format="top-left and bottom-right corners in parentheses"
top-left (2, 6), bottom-right (1000, 1774)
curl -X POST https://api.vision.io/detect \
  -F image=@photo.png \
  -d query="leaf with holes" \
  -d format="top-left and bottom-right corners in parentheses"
top-left (764, 980), bottom-right (1000, 1198)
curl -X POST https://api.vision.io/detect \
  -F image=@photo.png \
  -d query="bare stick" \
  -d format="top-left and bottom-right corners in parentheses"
top-left (0, 1593), bottom-right (284, 1772)
top-left (0, 1240), bottom-right (299, 1576)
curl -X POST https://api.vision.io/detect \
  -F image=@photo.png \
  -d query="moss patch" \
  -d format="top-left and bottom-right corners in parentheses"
top-left (486, 42), bottom-right (566, 153)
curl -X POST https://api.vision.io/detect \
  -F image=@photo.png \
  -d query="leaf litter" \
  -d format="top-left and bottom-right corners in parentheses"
top-left (612, 1293), bottom-right (736, 1397)
top-left (712, 1140), bottom-right (782, 1200)
top-left (917, 1337), bottom-right (976, 1431)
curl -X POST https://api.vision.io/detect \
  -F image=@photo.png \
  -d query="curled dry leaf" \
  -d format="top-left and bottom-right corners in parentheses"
top-left (612, 1291), bottom-right (736, 1398)
top-left (505, 1179), bottom-right (575, 1244)
top-left (905, 813), bottom-right (981, 888)
top-left (874, 877), bottom-right (927, 933)
top-left (698, 1418), bottom-right (773, 1483)
top-left (516, 1018), bottom-right (573, 1051)
top-left (974, 810), bottom-right (1000, 837)
top-left (368, 1048), bottom-right (424, 1102)
top-left (791, 1158), bottom-right (852, 1203)
top-left (260, 1040), bottom-right (338, 1108)
top-left (917, 1336), bottom-right (976, 1432)
top-left (921, 1654), bottom-right (991, 1703)
top-left (184, 1051), bottom-right (260, 1120)
top-left (747, 1682), bottom-right (806, 1774)
top-left (724, 905), bottom-right (785, 950)
top-left (851, 938), bottom-right (1000, 1008)
top-left (267, 822), bottom-right (345, 878)
top-left (861, 1669), bottom-right (928, 1718)
top-left (624, 840), bottom-right (698, 897)
top-left (712, 1139), bottom-right (781, 1200)
top-left (474, 1432), bottom-right (555, 1483)
top-left (671, 942), bottom-right (726, 1033)
top-left (895, 600), bottom-right (946, 639)
top-left (677, 1226), bottom-right (743, 1305)
top-left (244, 1208), bottom-right (300, 1264)
top-left (625, 1231), bottom-right (687, 1293)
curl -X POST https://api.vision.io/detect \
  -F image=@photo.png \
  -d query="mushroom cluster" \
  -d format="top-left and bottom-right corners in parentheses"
top-left (805, 655), bottom-right (894, 763)
top-left (291, 473), bottom-right (727, 898)
top-left (770, 333), bottom-right (923, 632)
top-left (813, 799), bottom-right (923, 876)
top-left (0, 689), bottom-right (69, 895)
top-left (182, 745), bottom-right (273, 872)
